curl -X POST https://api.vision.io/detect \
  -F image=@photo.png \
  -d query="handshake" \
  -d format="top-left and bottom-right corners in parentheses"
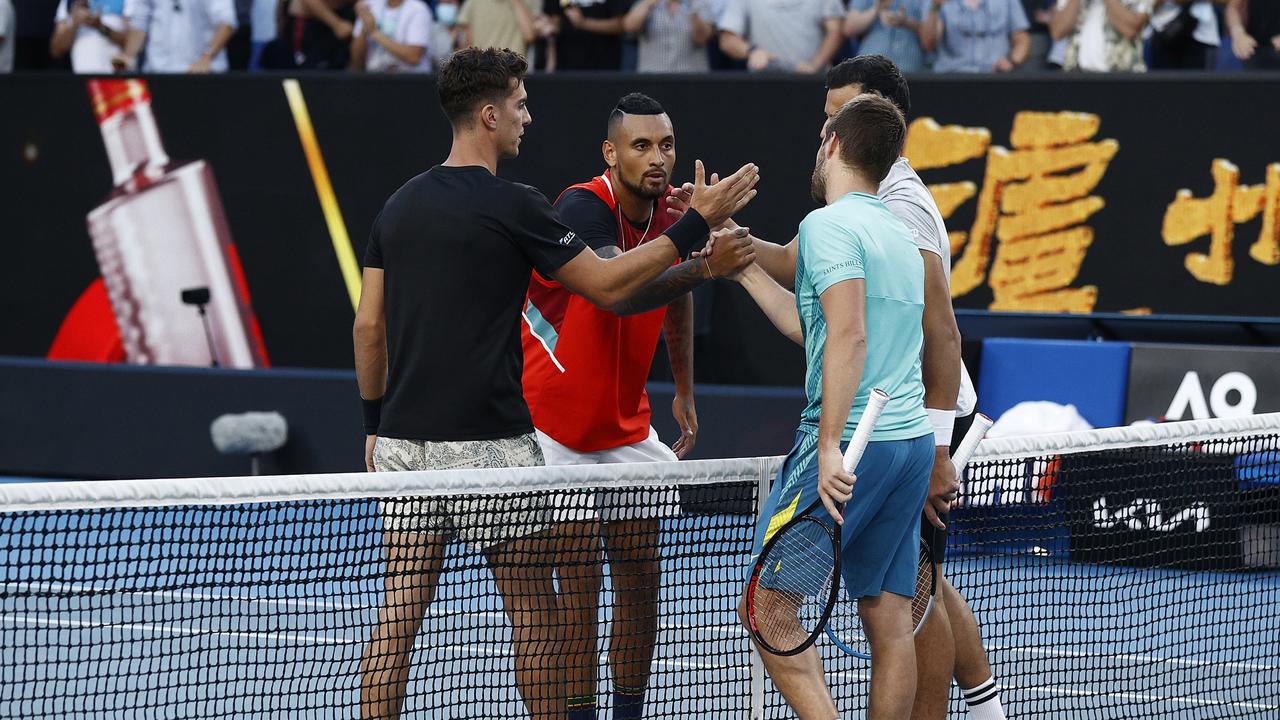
top-left (668, 160), bottom-right (760, 281)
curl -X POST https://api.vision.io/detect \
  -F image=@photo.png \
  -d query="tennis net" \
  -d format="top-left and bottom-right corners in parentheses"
top-left (1, 414), bottom-right (1278, 719)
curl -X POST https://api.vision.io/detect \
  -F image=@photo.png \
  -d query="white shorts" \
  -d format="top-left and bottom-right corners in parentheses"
top-left (535, 427), bottom-right (680, 523)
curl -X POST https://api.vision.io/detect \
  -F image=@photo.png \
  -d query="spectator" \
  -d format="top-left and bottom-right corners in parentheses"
top-left (349, 0), bottom-right (434, 71)
top-left (1018, 0), bottom-right (1055, 70)
top-left (703, 0), bottom-right (742, 69)
top-left (49, 0), bottom-right (127, 72)
top-left (920, 0), bottom-right (1031, 72)
top-left (1147, 0), bottom-right (1218, 70)
top-left (114, 0), bottom-right (238, 72)
top-left (546, 0), bottom-right (628, 71)
top-left (15, 0), bottom-right (64, 68)
top-left (622, 0), bottom-right (714, 72)
top-left (259, 0), bottom-right (357, 70)
top-left (1049, 0), bottom-right (1152, 72)
top-left (844, 0), bottom-right (929, 73)
top-left (717, 0), bottom-right (844, 73)
top-left (225, 0), bottom-right (251, 68)
top-left (0, 0), bottom-right (14, 72)
top-left (431, 0), bottom-right (458, 63)
top-left (1226, 0), bottom-right (1280, 70)
top-left (456, 0), bottom-right (539, 59)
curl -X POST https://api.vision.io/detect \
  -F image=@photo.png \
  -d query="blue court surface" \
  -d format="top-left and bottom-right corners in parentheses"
top-left (1, 508), bottom-right (1277, 719)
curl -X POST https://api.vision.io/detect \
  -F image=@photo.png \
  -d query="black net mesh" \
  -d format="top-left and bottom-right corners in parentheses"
top-left (1, 431), bottom-right (1278, 719)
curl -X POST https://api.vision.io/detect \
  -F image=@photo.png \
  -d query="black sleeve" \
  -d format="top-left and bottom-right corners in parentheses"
top-left (553, 188), bottom-right (620, 254)
top-left (509, 185), bottom-right (589, 277)
top-left (363, 210), bottom-right (384, 269)
top-left (605, 0), bottom-right (627, 17)
top-left (544, 0), bottom-right (563, 18)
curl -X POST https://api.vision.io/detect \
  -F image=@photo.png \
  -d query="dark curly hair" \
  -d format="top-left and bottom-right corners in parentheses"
top-left (437, 48), bottom-right (528, 128)
top-left (825, 55), bottom-right (911, 117)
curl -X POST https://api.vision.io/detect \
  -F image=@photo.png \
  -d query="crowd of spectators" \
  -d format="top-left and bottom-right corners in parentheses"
top-left (1, 0), bottom-right (1276, 73)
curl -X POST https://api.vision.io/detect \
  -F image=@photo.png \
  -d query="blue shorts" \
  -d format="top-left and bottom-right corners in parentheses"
top-left (749, 429), bottom-right (933, 600)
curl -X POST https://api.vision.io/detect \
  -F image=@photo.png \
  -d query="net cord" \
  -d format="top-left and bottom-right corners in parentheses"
top-left (0, 457), bottom-right (783, 513)
top-left (3, 412), bottom-right (1278, 513)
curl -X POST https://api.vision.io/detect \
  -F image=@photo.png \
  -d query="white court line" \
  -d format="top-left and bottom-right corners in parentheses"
top-left (1009, 683), bottom-right (1280, 712)
top-left (8, 582), bottom-right (1277, 672)
top-left (989, 642), bottom-right (1280, 673)
top-left (1, 581), bottom-right (745, 637)
top-left (0, 614), bottom-right (727, 675)
top-left (4, 612), bottom-right (1275, 712)
top-left (3, 613), bottom-right (1275, 712)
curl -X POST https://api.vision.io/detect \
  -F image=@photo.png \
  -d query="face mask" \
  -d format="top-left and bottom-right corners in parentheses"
top-left (436, 3), bottom-right (457, 26)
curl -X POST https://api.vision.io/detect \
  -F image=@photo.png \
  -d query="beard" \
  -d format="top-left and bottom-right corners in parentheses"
top-left (619, 169), bottom-right (669, 200)
top-left (810, 157), bottom-right (827, 205)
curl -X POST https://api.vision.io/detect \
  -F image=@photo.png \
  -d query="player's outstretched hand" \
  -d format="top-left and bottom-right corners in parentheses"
top-left (667, 174), bottom-right (742, 230)
top-left (702, 227), bottom-right (754, 279)
top-left (689, 160), bottom-right (758, 228)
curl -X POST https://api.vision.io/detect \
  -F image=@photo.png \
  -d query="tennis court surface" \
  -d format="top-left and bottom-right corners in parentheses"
top-left (3, 415), bottom-right (1278, 718)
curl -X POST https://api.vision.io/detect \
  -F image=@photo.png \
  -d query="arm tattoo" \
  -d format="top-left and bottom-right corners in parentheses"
top-left (612, 259), bottom-right (708, 316)
top-left (664, 293), bottom-right (694, 395)
top-left (593, 246), bottom-right (622, 259)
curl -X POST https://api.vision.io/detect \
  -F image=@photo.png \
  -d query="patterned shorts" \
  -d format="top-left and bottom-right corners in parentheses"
top-left (372, 433), bottom-right (554, 552)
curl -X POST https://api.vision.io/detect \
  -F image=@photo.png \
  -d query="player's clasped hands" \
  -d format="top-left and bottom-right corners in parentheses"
top-left (817, 445), bottom-right (856, 525)
top-left (699, 227), bottom-right (754, 279)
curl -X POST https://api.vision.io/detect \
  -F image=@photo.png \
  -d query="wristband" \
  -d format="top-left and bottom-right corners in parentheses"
top-left (362, 396), bottom-right (383, 435)
top-left (665, 208), bottom-right (710, 258)
top-left (927, 408), bottom-right (955, 447)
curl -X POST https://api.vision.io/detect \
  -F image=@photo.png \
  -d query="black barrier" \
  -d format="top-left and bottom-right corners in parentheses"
top-left (1060, 447), bottom-right (1243, 571)
top-left (1126, 343), bottom-right (1280, 423)
top-left (0, 357), bottom-right (805, 478)
top-left (3, 75), bottom-right (1280, 383)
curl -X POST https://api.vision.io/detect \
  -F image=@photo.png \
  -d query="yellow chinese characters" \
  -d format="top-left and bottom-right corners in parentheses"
top-left (1162, 160), bottom-right (1280, 285)
top-left (908, 112), bottom-right (1118, 313)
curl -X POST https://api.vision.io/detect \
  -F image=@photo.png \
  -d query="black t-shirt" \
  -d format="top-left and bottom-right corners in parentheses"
top-left (548, 0), bottom-right (628, 71)
top-left (555, 188), bottom-right (652, 251)
top-left (1247, 0), bottom-right (1280, 43)
top-left (364, 165), bottom-right (587, 441)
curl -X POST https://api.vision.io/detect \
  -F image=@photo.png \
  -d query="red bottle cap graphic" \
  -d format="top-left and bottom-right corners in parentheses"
top-left (87, 79), bottom-right (152, 124)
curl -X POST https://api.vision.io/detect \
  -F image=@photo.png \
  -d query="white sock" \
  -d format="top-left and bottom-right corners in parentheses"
top-left (961, 676), bottom-right (1006, 720)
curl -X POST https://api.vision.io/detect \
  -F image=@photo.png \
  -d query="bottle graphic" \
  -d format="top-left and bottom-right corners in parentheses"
top-left (85, 79), bottom-right (268, 368)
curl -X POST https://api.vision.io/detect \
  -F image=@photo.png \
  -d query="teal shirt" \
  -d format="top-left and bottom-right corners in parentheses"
top-left (795, 192), bottom-right (931, 442)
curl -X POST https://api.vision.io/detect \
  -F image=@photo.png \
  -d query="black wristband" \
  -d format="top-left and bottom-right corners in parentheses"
top-left (362, 396), bottom-right (382, 435)
top-left (665, 208), bottom-right (711, 258)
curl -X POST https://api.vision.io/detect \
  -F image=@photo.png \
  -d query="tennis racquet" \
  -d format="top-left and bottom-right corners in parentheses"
top-left (825, 412), bottom-right (994, 658)
top-left (745, 388), bottom-right (889, 656)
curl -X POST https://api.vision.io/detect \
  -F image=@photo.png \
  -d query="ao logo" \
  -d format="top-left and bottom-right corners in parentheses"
top-left (1093, 497), bottom-right (1211, 533)
top-left (1165, 371), bottom-right (1256, 420)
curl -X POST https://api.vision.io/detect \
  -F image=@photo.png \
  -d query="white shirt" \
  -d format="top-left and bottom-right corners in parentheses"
top-left (879, 157), bottom-right (978, 417)
top-left (123, 0), bottom-right (237, 72)
top-left (1149, 0), bottom-right (1218, 47)
top-left (55, 0), bottom-right (129, 73)
top-left (1060, 0), bottom-right (1108, 71)
top-left (0, 0), bottom-right (15, 73)
top-left (354, 0), bottom-right (435, 73)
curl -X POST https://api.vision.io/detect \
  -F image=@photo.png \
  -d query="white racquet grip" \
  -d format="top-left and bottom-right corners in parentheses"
top-left (842, 388), bottom-right (890, 474)
top-left (950, 413), bottom-right (993, 472)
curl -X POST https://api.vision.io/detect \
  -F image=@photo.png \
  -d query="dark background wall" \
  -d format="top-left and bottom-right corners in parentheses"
top-left (0, 358), bottom-right (805, 478)
top-left (3, 75), bottom-right (1280, 386)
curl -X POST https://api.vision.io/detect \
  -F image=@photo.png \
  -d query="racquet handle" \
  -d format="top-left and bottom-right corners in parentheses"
top-left (951, 413), bottom-right (993, 472)
top-left (842, 389), bottom-right (889, 474)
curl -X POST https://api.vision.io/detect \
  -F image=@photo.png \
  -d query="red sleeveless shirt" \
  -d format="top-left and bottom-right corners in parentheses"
top-left (521, 171), bottom-right (677, 452)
